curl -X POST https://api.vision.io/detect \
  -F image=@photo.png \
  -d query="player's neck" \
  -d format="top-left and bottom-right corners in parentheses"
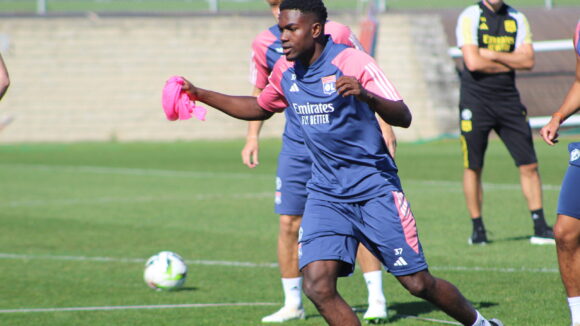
top-left (300, 37), bottom-right (327, 67)
top-left (482, 0), bottom-right (503, 13)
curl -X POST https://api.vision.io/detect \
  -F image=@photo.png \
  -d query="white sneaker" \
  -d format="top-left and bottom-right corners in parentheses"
top-left (363, 302), bottom-right (387, 324)
top-left (261, 306), bottom-right (306, 323)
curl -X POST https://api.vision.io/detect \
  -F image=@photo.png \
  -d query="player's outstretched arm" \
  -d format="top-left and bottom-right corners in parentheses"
top-left (336, 76), bottom-right (411, 128)
top-left (540, 55), bottom-right (580, 145)
top-left (181, 78), bottom-right (273, 121)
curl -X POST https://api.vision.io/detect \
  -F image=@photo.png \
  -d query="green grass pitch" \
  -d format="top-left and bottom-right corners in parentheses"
top-left (0, 136), bottom-right (576, 325)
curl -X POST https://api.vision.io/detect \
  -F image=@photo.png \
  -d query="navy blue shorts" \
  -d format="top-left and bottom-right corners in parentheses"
top-left (275, 152), bottom-right (312, 216)
top-left (558, 143), bottom-right (580, 219)
top-left (298, 191), bottom-right (428, 277)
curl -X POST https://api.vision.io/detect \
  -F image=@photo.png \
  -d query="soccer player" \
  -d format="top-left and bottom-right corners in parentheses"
top-left (243, 0), bottom-right (390, 322)
top-left (180, 0), bottom-right (502, 325)
top-left (455, 0), bottom-right (554, 245)
top-left (539, 21), bottom-right (580, 326)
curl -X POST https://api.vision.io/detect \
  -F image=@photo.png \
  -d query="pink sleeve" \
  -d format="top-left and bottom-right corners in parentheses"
top-left (325, 21), bottom-right (364, 51)
top-left (257, 60), bottom-right (289, 113)
top-left (333, 48), bottom-right (403, 101)
top-left (249, 30), bottom-right (276, 89)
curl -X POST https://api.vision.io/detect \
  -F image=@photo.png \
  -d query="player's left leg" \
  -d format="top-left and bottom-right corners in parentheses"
top-left (496, 103), bottom-right (554, 244)
top-left (517, 162), bottom-right (554, 243)
top-left (302, 260), bottom-right (361, 326)
top-left (396, 270), bottom-right (501, 326)
top-left (356, 245), bottom-right (387, 323)
top-left (359, 192), bottom-right (500, 325)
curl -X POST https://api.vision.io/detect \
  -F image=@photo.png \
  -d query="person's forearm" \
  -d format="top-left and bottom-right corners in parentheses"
top-left (466, 56), bottom-right (511, 73)
top-left (195, 87), bottom-right (273, 121)
top-left (246, 87), bottom-right (266, 137)
top-left (463, 45), bottom-right (511, 74)
top-left (247, 120), bottom-right (264, 138)
top-left (489, 51), bottom-right (534, 70)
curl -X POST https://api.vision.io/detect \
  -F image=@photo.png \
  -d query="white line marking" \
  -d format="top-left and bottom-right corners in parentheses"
top-left (0, 253), bottom-right (556, 273)
top-left (405, 179), bottom-right (561, 191)
top-left (0, 302), bottom-right (278, 314)
top-left (0, 192), bottom-right (272, 208)
top-left (430, 265), bottom-right (559, 273)
top-left (0, 163), bottom-right (562, 191)
top-left (0, 253), bottom-right (279, 268)
top-left (0, 164), bottom-right (271, 179)
top-left (400, 314), bottom-right (462, 325)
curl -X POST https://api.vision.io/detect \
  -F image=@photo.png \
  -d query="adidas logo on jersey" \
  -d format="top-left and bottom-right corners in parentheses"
top-left (289, 83), bottom-right (300, 92)
top-left (394, 257), bottom-right (408, 267)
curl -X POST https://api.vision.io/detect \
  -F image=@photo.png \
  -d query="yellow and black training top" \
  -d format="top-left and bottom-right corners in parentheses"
top-left (456, 1), bottom-right (532, 100)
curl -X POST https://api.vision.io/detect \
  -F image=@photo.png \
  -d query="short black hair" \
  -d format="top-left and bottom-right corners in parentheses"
top-left (279, 0), bottom-right (328, 24)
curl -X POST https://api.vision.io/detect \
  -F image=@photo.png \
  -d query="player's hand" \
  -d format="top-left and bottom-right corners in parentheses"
top-left (180, 77), bottom-right (199, 100)
top-left (336, 76), bottom-right (368, 100)
top-left (241, 136), bottom-right (260, 168)
top-left (540, 117), bottom-right (561, 146)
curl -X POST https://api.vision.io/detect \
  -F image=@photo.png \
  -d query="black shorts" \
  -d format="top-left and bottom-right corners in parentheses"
top-left (459, 100), bottom-right (537, 170)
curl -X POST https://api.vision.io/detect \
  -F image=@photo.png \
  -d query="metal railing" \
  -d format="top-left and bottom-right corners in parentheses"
top-left (448, 39), bottom-right (574, 58)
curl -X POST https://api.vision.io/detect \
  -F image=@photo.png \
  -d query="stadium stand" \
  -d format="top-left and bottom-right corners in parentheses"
top-left (0, 7), bottom-right (575, 143)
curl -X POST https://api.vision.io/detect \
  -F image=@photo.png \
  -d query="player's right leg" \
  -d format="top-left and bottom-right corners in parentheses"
top-left (459, 104), bottom-right (492, 245)
top-left (260, 213), bottom-right (306, 323)
top-left (463, 167), bottom-right (486, 244)
top-left (356, 245), bottom-right (387, 323)
top-left (302, 260), bottom-right (361, 326)
top-left (299, 199), bottom-right (362, 325)
top-left (262, 153), bottom-right (311, 323)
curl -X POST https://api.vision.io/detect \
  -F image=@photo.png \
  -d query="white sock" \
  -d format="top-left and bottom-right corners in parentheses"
top-left (568, 297), bottom-right (580, 325)
top-left (471, 310), bottom-right (487, 326)
top-left (282, 277), bottom-right (302, 308)
top-left (363, 270), bottom-right (386, 306)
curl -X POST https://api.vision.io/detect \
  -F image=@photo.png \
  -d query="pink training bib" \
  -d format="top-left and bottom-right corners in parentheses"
top-left (162, 76), bottom-right (206, 121)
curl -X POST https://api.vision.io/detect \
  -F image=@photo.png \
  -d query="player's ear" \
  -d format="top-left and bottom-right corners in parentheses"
top-left (311, 22), bottom-right (323, 39)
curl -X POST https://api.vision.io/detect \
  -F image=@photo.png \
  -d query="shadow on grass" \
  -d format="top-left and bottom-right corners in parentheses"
top-left (306, 301), bottom-right (499, 323)
top-left (390, 300), bottom-right (497, 323)
top-left (174, 286), bottom-right (198, 292)
top-left (501, 235), bottom-right (532, 242)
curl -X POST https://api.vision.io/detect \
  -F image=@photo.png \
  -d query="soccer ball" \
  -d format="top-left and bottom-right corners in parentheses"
top-left (144, 251), bottom-right (187, 291)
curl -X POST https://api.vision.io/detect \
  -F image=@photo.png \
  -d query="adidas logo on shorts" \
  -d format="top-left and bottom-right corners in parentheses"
top-left (394, 257), bottom-right (408, 267)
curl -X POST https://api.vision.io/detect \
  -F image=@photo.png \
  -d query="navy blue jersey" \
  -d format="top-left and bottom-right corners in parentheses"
top-left (250, 22), bottom-right (362, 155)
top-left (258, 38), bottom-right (404, 202)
